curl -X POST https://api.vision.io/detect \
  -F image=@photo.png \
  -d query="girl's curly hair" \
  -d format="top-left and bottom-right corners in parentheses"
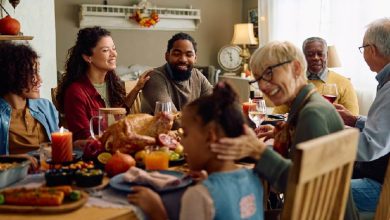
top-left (56, 26), bottom-right (125, 112)
top-left (0, 42), bottom-right (39, 97)
top-left (187, 81), bottom-right (246, 138)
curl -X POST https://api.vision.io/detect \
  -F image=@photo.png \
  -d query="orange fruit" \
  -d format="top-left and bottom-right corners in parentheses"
top-left (97, 152), bottom-right (112, 164)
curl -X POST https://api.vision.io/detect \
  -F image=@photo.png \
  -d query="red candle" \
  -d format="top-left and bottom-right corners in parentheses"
top-left (51, 127), bottom-right (73, 163)
top-left (242, 102), bottom-right (256, 116)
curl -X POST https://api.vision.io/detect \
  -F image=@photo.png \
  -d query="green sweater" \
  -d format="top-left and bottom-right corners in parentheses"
top-left (255, 83), bottom-right (344, 192)
top-left (255, 83), bottom-right (358, 219)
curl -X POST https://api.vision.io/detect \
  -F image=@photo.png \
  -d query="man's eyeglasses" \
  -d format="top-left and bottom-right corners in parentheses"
top-left (249, 60), bottom-right (292, 84)
top-left (358, 44), bottom-right (371, 53)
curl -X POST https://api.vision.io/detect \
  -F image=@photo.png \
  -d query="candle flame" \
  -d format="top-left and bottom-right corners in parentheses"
top-left (59, 126), bottom-right (64, 133)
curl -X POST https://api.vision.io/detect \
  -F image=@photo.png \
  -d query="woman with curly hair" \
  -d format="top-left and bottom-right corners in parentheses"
top-left (56, 26), bottom-right (150, 140)
top-left (0, 42), bottom-right (59, 158)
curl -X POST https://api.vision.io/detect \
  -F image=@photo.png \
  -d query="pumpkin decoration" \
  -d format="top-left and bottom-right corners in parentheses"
top-left (0, 15), bottom-right (20, 35)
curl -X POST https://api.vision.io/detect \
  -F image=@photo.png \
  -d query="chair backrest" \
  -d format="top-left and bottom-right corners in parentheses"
top-left (51, 87), bottom-right (67, 128)
top-left (282, 128), bottom-right (360, 220)
top-left (124, 80), bottom-right (142, 113)
top-left (374, 158), bottom-right (390, 220)
top-left (218, 75), bottom-right (251, 102)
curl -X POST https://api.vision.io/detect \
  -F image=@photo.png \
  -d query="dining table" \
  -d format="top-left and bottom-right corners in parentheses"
top-left (0, 161), bottom-right (256, 220)
top-left (0, 164), bottom-right (194, 220)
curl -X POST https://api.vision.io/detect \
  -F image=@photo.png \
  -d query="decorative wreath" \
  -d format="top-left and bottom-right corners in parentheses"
top-left (130, 10), bottom-right (159, 28)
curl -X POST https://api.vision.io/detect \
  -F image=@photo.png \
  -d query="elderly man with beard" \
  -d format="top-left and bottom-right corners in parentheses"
top-left (273, 37), bottom-right (359, 115)
top-left (141, 32), bottom-right (213, 115)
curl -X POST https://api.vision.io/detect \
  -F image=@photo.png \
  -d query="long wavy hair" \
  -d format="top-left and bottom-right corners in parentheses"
top-left (56, 26), bottom-right (125, 112)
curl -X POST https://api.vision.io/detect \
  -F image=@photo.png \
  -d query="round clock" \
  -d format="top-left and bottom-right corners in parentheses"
top-left (218, 45), bottom-right (243, 72)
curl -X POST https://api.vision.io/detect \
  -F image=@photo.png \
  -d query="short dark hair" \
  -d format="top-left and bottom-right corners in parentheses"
top-left (186, 81), bottom-right (245, 138)
top-left (0, 42), bottom-right (39, 97)
top-left (166, 32), bottom-right (197, 53)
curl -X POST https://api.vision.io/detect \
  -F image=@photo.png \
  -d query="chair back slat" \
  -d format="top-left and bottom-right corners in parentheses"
top-left (315, 175), bottom-right (327, 220)
top-left (282, 129), bottom-right (359, 220)
top-left (125, 80), bottom-right (142, 113)
top-left (374, 158), bottom-right (390, 220)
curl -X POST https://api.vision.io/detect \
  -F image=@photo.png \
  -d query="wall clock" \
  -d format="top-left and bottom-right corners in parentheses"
top-left (218, 45), bottom-right (242, 72)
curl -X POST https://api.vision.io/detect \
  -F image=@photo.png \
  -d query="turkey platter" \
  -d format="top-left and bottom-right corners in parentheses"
top-left (99, 112), bottom-right (174, 154)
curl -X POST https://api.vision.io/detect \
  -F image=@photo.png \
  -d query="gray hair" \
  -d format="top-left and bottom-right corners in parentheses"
top-left (302, 37), bottom-right (328, 54)
top-left (364, 18), bottom-right (390, 57)
top-left (249, 41), bottom-right (307, 79)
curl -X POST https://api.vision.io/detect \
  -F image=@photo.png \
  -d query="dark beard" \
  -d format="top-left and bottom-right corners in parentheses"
top-left (167, 63), bottom-right (192, 81)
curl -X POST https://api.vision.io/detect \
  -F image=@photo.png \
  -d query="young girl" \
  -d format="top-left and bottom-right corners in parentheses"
top-left (128, 82), bottom-right (264, 220)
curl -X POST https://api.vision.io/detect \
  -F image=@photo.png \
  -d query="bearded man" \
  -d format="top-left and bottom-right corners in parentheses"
top-left (141, 32), bottom-right (212, 114)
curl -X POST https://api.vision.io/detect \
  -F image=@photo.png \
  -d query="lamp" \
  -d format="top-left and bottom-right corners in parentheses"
top-left (327, 45), bottom-right (341, 68)
top-left (231, 23), bottom-right (258, 73)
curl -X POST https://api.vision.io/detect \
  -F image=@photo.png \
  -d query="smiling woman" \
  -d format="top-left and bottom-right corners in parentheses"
top-left (55, 26), bottom-right (151, 141)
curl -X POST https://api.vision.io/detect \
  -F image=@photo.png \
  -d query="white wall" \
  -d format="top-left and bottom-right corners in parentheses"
top-left (1, 0), bottom-right (57, 100)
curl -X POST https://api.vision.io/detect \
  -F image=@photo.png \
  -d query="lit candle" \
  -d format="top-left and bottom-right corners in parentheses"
top-left (51, 127), bottom-right (73, 163)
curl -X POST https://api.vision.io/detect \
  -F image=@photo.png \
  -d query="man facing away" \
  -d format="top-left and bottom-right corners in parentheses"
top-left (141, 32), bottom-right (212, 115)
top-left (336, 18), bottom-right (390, 213)
top-left (273, 37), bottom-right (359, 115)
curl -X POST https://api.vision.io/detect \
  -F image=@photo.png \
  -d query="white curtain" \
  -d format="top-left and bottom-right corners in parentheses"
top-left (259, 0), bottom-right (390, 89)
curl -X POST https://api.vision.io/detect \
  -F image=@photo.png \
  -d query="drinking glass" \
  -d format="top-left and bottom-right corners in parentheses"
top-left (322, 84), bottom-right (338, 103)
top-left (248, 99), bottom-right (267, 128)
top-left (39, 142), bottom-right (52, 171)
top-left (154, 101), bottom-right (176, 115)
top-left (144, 146), bottom-right (169, 170)
top-left (90, 107), bottom-right (126, 139)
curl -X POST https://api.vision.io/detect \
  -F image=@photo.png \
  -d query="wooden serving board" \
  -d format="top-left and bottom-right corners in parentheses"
top-left (0, 191), bottom-right (88, 214)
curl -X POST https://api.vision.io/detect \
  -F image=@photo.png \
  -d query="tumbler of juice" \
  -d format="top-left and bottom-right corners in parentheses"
top-left (144, 146), bottom-right (169, 170)
top-left (242, 102), bottom-right (257, 116)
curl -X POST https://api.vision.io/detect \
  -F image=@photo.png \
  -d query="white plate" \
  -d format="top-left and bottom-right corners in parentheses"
top-left (109, 170), bottom-right (192, 193)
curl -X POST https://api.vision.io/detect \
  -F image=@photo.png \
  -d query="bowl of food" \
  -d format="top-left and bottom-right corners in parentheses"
top-left (45, 168), bottom-right (74, 186)
top-left (74, 168), bottom-right (104, 187)
top-left (0, 156), bottom-right (31, 189)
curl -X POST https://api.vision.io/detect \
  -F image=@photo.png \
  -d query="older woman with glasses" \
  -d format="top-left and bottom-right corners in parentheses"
top-left (210, 40), bottom-right (359, 213)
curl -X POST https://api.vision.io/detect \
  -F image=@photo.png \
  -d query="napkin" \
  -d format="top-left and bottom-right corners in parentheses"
top-left (122, 167), bottom-right (180, 190)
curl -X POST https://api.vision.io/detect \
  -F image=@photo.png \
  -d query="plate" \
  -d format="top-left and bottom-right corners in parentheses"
top-left (27, 149), bottom-right (83, 164)
top-left (0, 190), bottom-right (88, 214)
top-left (261, 114), bottom-right (286, 126)
top-left (109, 170), bottom-right (192, 193)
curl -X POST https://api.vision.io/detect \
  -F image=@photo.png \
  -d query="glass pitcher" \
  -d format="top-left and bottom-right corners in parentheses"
top-left (89, 107), bottom-right (126, 139)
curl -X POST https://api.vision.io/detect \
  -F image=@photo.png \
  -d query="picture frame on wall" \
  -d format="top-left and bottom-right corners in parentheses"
top-left (248, 8), bottom-right (259, 39)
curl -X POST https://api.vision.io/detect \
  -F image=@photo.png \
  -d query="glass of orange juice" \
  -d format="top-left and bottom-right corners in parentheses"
top-left (144, 146), bottom-right (169, 170)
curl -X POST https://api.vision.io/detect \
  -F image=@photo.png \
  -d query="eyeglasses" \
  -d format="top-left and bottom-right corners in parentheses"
top-left (358, 44), bottom-right (371, 53)
top-left (249, 60), bottom-right (292, 84)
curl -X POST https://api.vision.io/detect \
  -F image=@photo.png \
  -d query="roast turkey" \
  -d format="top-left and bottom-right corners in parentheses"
top-left (99, 112), bottom-right (174, 154)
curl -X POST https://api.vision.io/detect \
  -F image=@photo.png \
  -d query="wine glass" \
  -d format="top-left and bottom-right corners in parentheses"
top-left (154, 101), bottom-right (176, 115)
top-left (248, 99), bottom-right (267, 128)
top-left (322, 84), bottom-right (338, 103)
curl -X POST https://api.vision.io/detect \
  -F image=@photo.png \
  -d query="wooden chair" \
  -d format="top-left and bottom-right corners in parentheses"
top-left (124, 80), bottom-right (142, 113)
top-left (281, 128), bottom-right (360, 220)
top-left (51, 87), bottom-right (67, 128)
